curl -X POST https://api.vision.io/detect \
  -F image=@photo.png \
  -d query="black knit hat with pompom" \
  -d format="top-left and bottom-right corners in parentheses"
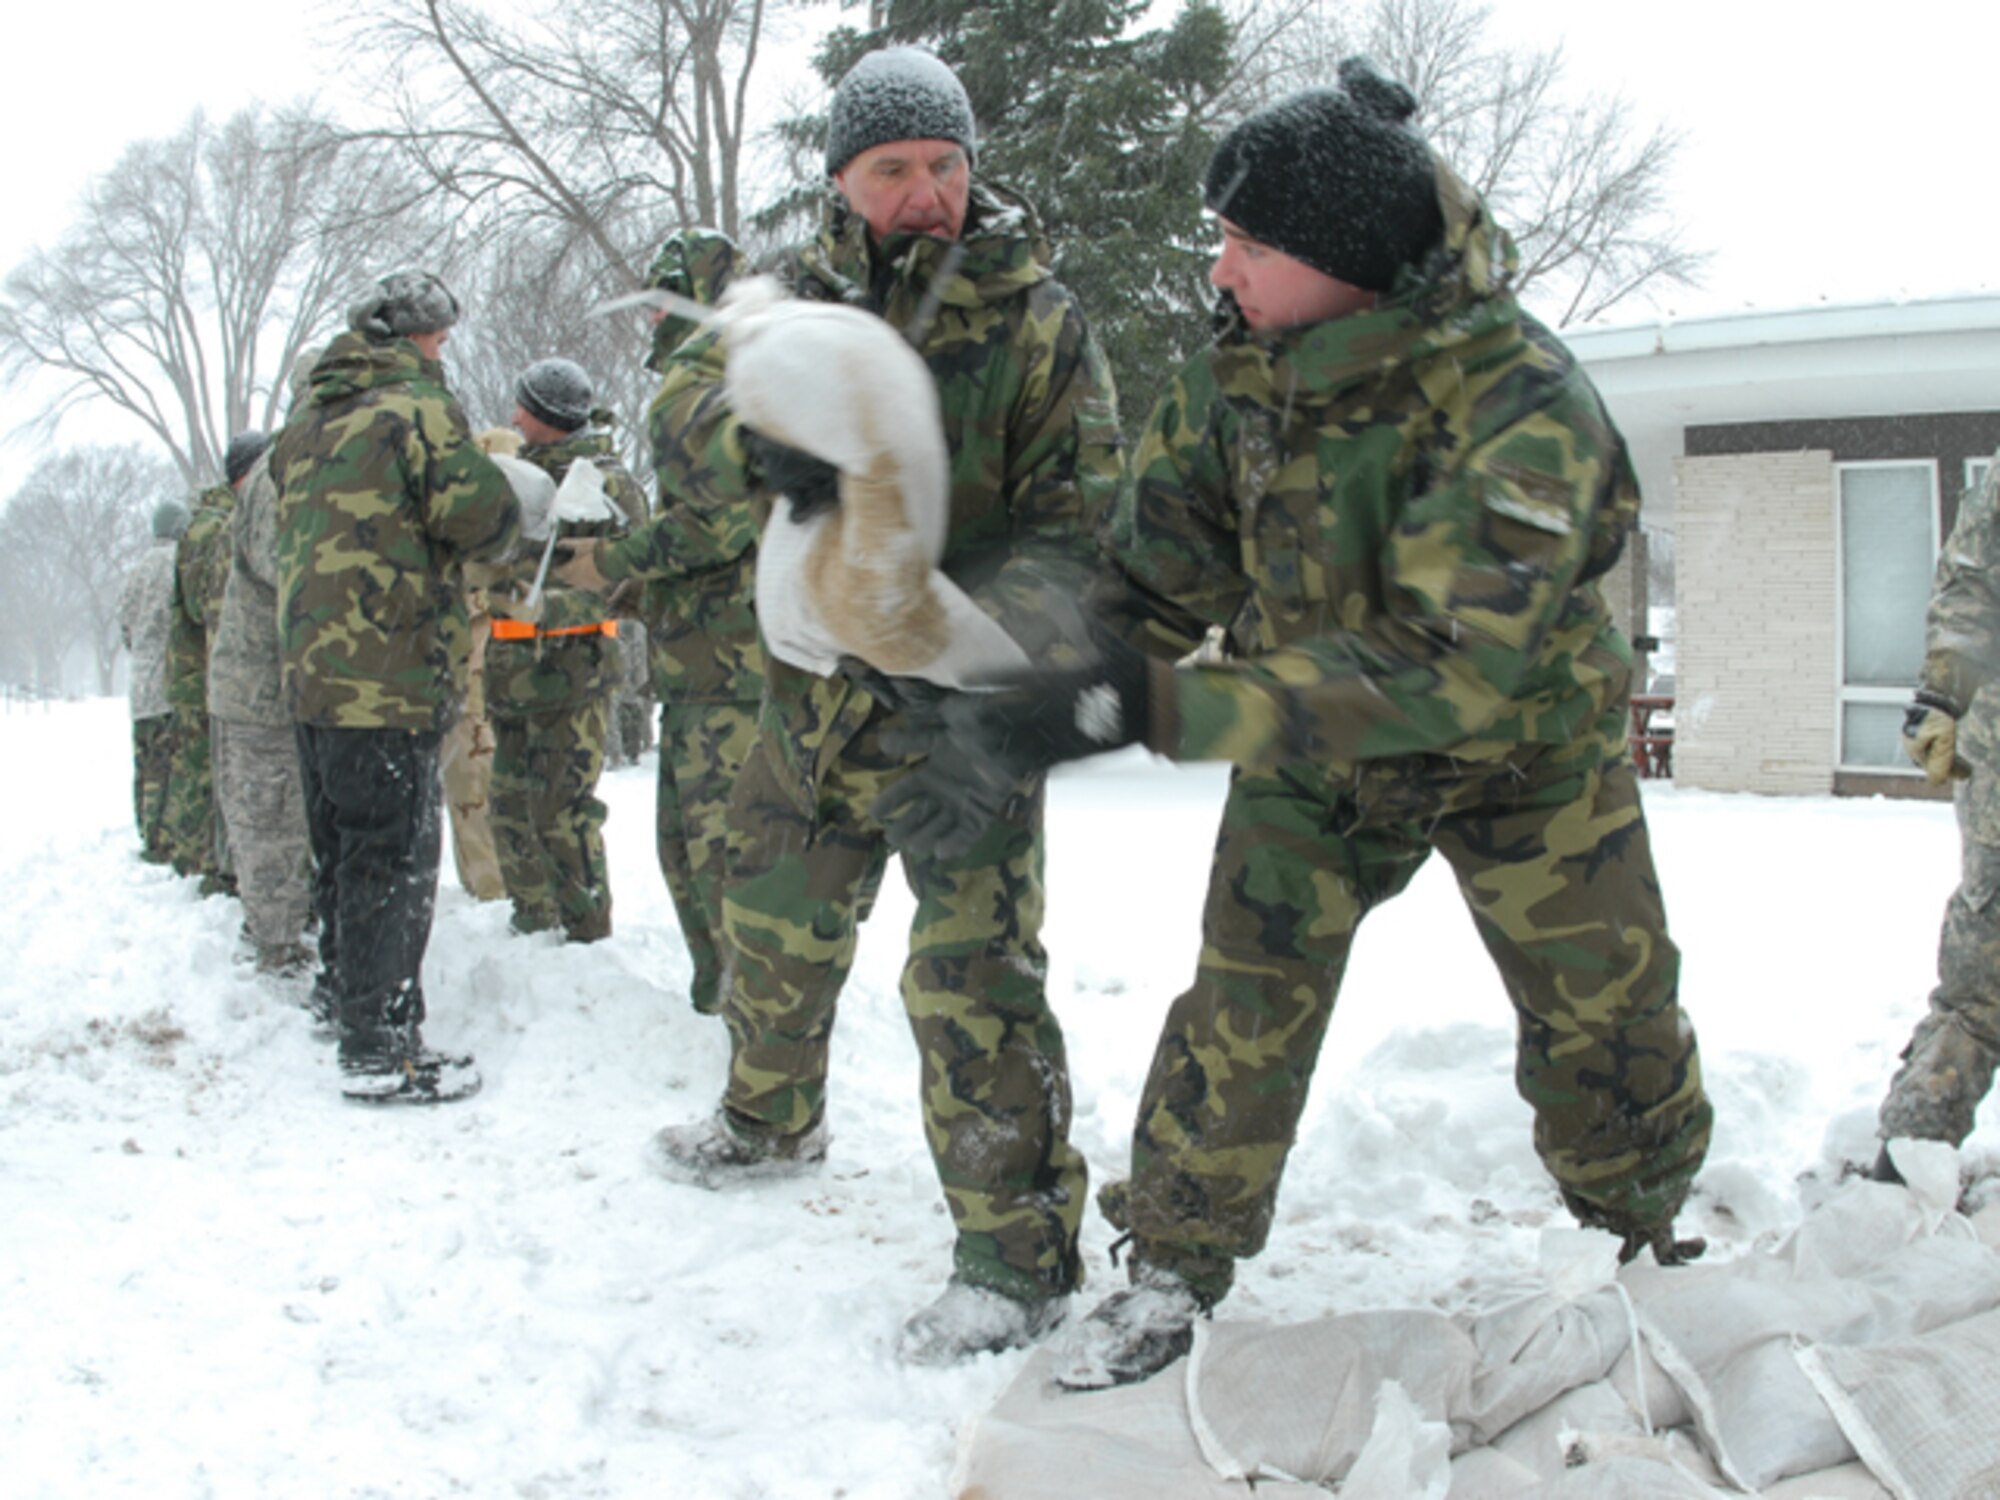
top-left (1204, 57), bottom-right (1444, 294)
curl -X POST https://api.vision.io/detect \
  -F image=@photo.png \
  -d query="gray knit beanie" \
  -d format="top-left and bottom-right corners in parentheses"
top-left (515, 358), bottom-right (594, 433)
top-left (824, 47), bottom-right (977, 176)
top-left (1204, 58), bottom-right (1443, 294)
top-left (223, 430), bottom-right (269, 487)
top-left (347, 270), bottom-right (461, 343)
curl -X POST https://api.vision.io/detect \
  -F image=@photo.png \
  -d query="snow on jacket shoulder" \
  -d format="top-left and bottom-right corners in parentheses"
top-left (271, 330), bottom-right (521, 731)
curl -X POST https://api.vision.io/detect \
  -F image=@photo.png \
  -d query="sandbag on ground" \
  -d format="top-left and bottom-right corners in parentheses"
top-left (952, 1169), bottom-right (2000, 1499)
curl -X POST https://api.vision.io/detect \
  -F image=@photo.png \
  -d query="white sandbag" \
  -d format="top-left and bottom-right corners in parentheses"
top-left (488, 452), bottom-right (558, 541)
top-left (718, 275), bottom-right (1031, 688)
top-left (1623, 1179), bottom-right (2000, 1490)
top-left (550, 458), bottom-right (624, 529)
top-left (1758, 1461), bottom-right (1892, 1499)
top-left (1343, 1380), bottom-right (1451, 1499)
top-left (947, 1341), bottom-right (1326, 1500)
top-left (1796, 1306), bottom-right (2000, 1500)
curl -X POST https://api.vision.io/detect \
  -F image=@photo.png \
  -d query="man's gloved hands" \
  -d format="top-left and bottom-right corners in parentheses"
top-left (868, 631), bottom-right (1159, 861)
top-left (1903, 690), bottom-right (1968, 785)
top-left (741, 427), bottom-right (840, 524)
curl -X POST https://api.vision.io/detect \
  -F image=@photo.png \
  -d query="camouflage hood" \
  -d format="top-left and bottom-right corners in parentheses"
top-left (305, 329), bottom-right (449, 409)
top-left (1212, 158), bottom-right (1522, 403)
top-left (794, 179), bottom-right (1054, 316)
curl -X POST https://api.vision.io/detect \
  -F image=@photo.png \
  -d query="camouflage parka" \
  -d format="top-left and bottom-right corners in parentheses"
top-left (485, 424), bottom-right (648, 719)
top-left (166, 485), bottom-right (235, 715)
top-left (270, 330), bottom-right (520, 731)
top-left (617, 228), bottom-right (769, 710)
top-left (606, 182), bottom-right (1123, 806)
top-left (1921, 450), bottom-right (2000, 843)
top-left (1100, 161), bottom-right (1639, 782)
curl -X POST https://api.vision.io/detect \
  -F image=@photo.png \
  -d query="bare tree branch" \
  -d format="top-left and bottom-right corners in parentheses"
top-left (0, 107), bottom-right (443, 487)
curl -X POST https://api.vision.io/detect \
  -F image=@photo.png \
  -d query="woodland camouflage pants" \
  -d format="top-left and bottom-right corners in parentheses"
top-left (162, 705), bottom-right (219, 881)
top-left (491, 698), bottom-right (612, 941)
top-left (131, 714), bottom-right (176, 864)
top-left (655, 699), bottom-right (760, 1013)
top-left (1120, 733), bottom-right (1712, 1302)
top-left (1879, 802), bottom-right (2000, 1146)
top-left (717, 721), bottom-right (1085, 1301)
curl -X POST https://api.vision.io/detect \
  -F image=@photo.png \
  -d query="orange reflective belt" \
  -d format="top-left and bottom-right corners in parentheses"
top-left (488, 619), bottom-right (619, 642)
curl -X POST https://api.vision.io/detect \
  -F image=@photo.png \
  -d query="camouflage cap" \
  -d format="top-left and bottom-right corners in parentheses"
top-left (348, 270), bottom-right (461, 343)
top-left (152, 497), bottom-right (192, 540)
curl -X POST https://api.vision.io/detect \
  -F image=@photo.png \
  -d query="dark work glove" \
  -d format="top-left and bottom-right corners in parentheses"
top-left (741, 427), bottom-right (840, 524)
top-left (1616, 1224), bottom-right (1707, 1267)
top-left (868, 632), bottom-right (1157, 861)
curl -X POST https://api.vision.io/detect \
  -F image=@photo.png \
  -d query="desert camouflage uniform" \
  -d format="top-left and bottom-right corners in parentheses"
top-left (208, 451), bottom-right (313, 970)
top-left (271, 329), bottom-right (519, 1048)
top-left (440, 571), bottom-right (506, 901)
top-left (1880, 451), bottom-right (2000, 1146)
top-left (162, 484), bottom-right (235, 886)
top-left (1091, 162), bottom-right (1711, 1301)
top-left (486, 424), bottom-right (647, 942)
top-left (607, 622), bottom-right (655, 767)
top-left (611, 228), bottom-right (767, 1015)
top-left (120, 533), bottom-right (181, 863)
top-left (607, 187), bottom-right (1123, 1300)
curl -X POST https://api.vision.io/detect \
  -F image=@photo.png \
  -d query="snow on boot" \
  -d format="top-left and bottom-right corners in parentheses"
top-left (1053, 1271), bottom-right (1208, 1390)
top-left (339, 1031), bottom-right (481, 1106)
top-left (645, 1109), bottom-right (828, 1190)
top-left (895, 1279), bottom-right (1069, 1367)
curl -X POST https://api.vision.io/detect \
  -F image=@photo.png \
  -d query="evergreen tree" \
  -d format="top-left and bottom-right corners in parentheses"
top-left (763, 0), bottom-right (1236, 432)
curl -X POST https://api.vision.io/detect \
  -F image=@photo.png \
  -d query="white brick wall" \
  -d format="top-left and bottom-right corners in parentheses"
top-left (1672, 452), bottom-right (1838, 794)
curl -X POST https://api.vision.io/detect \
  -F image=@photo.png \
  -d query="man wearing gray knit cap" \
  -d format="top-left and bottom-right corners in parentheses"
top-left (562, 42), bottom-right (1123, 1367)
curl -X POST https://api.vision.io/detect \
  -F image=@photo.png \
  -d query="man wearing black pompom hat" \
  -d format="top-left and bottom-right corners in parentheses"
top-left (879, 57), bottom-right (1715, 1387)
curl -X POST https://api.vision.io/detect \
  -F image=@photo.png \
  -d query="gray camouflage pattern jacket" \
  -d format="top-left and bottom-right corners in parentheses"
top-left (207, 453), bottom-right (287, 726)
top-left (1924, 450), bottom-right (2000, 843)
top-left (119, 539), bottom-right (180, 721)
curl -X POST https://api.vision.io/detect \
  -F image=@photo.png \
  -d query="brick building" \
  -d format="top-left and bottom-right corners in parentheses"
top-left (1569, 294), bottom-right (2000, 797)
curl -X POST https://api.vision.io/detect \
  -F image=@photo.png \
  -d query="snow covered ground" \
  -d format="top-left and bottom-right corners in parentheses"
top-left (2, 696), bottom-right (1989, 1499)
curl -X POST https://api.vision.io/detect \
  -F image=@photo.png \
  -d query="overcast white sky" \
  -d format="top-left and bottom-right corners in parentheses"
top-left (3, 2), bottom-right (1996, 490)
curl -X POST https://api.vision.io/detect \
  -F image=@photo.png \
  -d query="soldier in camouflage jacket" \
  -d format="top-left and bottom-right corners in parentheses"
top-left (486, 359), bottom-right (649, 943)
top-left (1875, 449), bottom-right (2000, 1169)
top-left (270, 271), bottom-right (519, 1103)
top-left (119, 499), bottom-right (189, 864)
top-left (883, 60), bottom-right (1713, 1386)
top-left (162, 481), bottom-right (236, 888)
top-left (209, 428), bottom-right (317, 974)
top-left (561, 48), bottom-right (1123, 1362)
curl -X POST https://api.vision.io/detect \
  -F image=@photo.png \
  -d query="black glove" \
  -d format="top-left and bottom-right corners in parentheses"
top-left (741, 427), bottom-right (840, 524)
top-left (1617, 1225), bottom-right (1707, 1267)
top-left (869, 632), bottom-right (1157, 861)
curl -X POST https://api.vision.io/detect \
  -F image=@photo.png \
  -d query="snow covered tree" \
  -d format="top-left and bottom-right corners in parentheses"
top-left (0, 108), bottom-right (435, 488)
top-left (0, 446), bottom-right (173, 696)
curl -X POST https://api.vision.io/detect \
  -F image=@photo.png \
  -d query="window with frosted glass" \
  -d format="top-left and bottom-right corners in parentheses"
top-left (1838, 462), bottom-right (1935, 769)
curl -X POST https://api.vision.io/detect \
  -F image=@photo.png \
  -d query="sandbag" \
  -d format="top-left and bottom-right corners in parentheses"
top-left (717, 275), bottom-right (1032, 688)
